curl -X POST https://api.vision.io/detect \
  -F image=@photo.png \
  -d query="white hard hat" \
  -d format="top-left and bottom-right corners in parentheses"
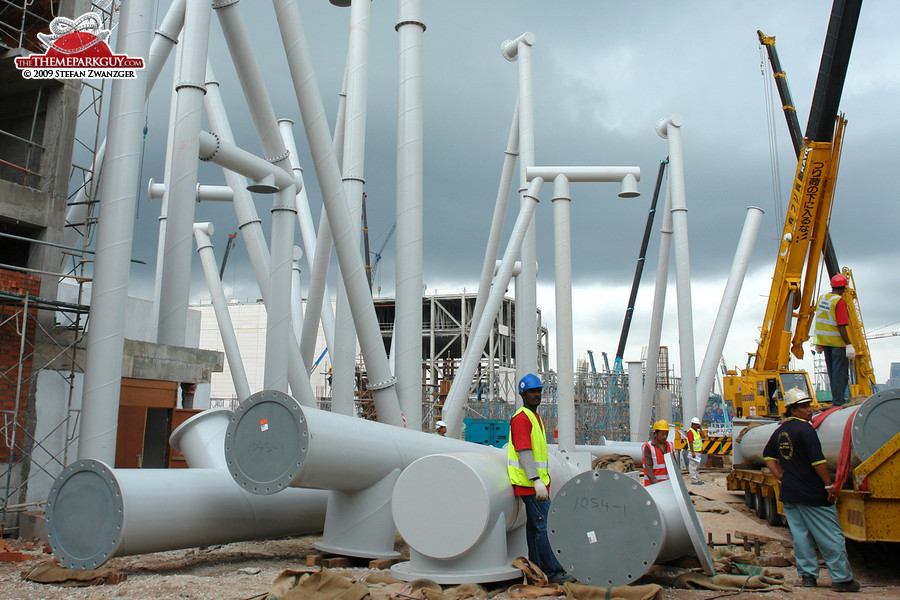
top-left (691, 417), bottom-right (701, 425)
top-left (783, 387), bottom-right (812, 407)
top-left (436, 420), bottom-right (447, 428)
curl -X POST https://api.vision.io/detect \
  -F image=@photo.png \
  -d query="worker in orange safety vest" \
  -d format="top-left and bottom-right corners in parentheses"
top-left (642, 419), bottom-right (675, 486)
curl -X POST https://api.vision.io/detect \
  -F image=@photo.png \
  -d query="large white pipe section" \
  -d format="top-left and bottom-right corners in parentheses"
top-left (292, 246), bottom-right (304, 345)
top-left (638, 180), bottom-right (673, 441)
top-left (502, 32), bottom-right (539, 382)
top-left (156, 0), bottom-right (211, 347)
top-left (552, 175), bottom-right (575, 451)
top-left (627, 360), bottom-right (644, 439)
top-left (695, 207), bottom-right (764, 419)
top-left (197, 132), bottom-right (299, 193)
top-left (273, 0), bottom-right (404, 426)
top-left (471, 102), bottom-right (518, 335)
top-left (394, 0), bottom-right (426, 430)
top-left (657, 115), bottom-right (697, 425)
top-left (527, 166), bottom-right (642, 186)
top-left (442, 178), bottom-right (544, 438)
top-left (331, 0), bottom-right (374, 418)
top-left (77, 3), bottom-right (153, 463)
top-left (194, 223), bottom-right (251, 402)
top-left (203, 72), bottom-right (316, 407)
top-left (148, 180), bottom-right (234, 203)
top-left (214, 0), bottom-right (298, 392)
top-left (48, 410), bottom-right (327, 570)
top-left (278, 119), bottom-right (337, 358)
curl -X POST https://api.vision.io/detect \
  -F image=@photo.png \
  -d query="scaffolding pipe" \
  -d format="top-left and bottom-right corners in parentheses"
top-left (695, 206), bottom-right (764, 419)
top-left (156, 0), bottom-right (212, 347)
top-left (442, 177), bottom-right (544, 438)
top-left (638, 179), bottom-right (674, 441)
top-left (194, 223), bottom-right (251, 402)
top-left (395, 0), bottom-right (427, 430)
top-left (225, 390), bottom-right (489, 558)
top-left (657, 114), bottom-right (698, 425)
top-left (273, 0), bottom-right (404, 426)
top-left (78, 2), bottom-right (153, 463)
top-left (47, 409), bottom-right (327, 570)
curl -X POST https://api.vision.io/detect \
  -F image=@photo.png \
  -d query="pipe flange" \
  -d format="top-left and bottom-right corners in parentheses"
top-left (154, 28), bottom-right (178, 44)
top-left (851, 388), bottom-right (900, 462)
top-left (367, 376), bottom-right (397, 391)
top-left (212, 0), bottom-right (240, 8)
top-left (394, 19), bottom-right (426, 32)
top-left (341, 175), bottom-right (366, 185)
top-left (199, 132), bottom-right (220, 162)
top-left (266, 149), bottom-right (291, 164)
top-left (175, 81), bottom-right (207, 94)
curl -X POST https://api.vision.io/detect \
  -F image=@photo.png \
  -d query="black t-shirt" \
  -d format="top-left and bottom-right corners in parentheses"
top-left (763, 417), bottom-right (829, 506)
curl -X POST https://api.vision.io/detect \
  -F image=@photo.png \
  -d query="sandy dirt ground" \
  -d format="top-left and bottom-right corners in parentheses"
top-left (0, 471), bottom-right (897, 599)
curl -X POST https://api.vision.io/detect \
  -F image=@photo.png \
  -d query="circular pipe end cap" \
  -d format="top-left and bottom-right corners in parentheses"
top-left (548, 470), bottom-right (661, 587)
top-left (45, 459), bottom-right (123, 570)
top-left (224, 390), bottom-right (307, 494)
top-left (852, 388), bottom-right (900, 462)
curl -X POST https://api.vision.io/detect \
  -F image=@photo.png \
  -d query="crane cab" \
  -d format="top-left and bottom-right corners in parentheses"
top-left (724, 369), bottom-right (817, 419)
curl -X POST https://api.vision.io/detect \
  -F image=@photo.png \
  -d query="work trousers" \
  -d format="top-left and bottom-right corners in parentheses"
top-left (688, 453), bottom-right (701, 483)
top-left (823, 346), bottom-right (849, 406)
top-left (782, 502), bottom-right (854, 583)
top-left (520, 494), bottom-right (564, 579)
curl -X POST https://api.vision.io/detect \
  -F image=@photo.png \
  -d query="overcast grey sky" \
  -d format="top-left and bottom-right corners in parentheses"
top-left (116, 1), bottom-right (900, 384)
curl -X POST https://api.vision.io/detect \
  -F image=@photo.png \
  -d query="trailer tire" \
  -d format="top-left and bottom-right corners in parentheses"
top-left (764, 496), bottom-right (780, 526)
top-left (755, 493), bottom-right (767, 519)
top-left (744, 491), bottom-right (755, 509)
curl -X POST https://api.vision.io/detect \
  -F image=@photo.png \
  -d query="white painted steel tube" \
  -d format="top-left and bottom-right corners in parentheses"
top-left (197, 132), bottom-right (299, 192)
top-left (695, 207), bottom-right (764, 419)
top-left (638, 181), bottom-right (673, 441)
top-left (278, 119), bottom-right (337, 358)
top-left (194, 224), bottom-right (251, 402)
top-left (148, 181), bottom-right (234, 203)
top-left (442, 178), bottom-right (544, 438)
top-left (203, 73), bottom-right (316, 406)
top-left (552, 175), bottom-right (575, 452)
top-left (273, 0), bottom-right (404, 426)
top-left (471, 102), bottom-right (518, 335)
top-left (527, 166), bottom-right (642, 184)
top-left (78, 3), bottom-right (153, 463)
top-left (169, 408), bottom-right (233, 469)
top-left (627, 360), bottom-right (644, 439)
top-left (292, 246), bottom-right (304, 345)
top-left (156, 0), bottom-right (211, 347)
top-left (657, 115), bottom-right (697, 425)
top-left (395, 0), bottom-right (426, 429)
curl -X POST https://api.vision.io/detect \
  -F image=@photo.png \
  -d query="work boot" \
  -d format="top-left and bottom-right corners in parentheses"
top-left (548, 572), bottom-right (577, 585)
top-left (832, 579), bottom-right (860, 593)
top-left (800, 575), bottom-right (817, 587)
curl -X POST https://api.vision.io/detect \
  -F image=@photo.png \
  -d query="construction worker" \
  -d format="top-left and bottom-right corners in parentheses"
top-left (642, 419), bottom-right (674, 486)
top-left (811, 274), bottom-right (854, 406)
top-left (507, 374), bottom-right (574, 584)
top-left (685, 417), bottom-right (704, 485)
top-left (435, 420), bottom-right (447, 436)
top-left (763, 388), bottom-right (859, 592)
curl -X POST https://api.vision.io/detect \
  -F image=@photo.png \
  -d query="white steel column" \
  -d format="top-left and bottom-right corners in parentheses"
top-left (695, 206), bottom-right (764, 419)
top-left (443, 178), bottom-right (544, 438)
top-left (627, 360), bottom-right (644, 439)
top-left (194, 223), bottom-right (252, 401)
top-left (395, 0), bottom-right (426, 429)
top-left (273, 0), bottom-right (404, 426)
top-left (552, 174), bottom-right (575, 451)
top-left (638, 183), bottom-right (673, 441)
top-left (78, 2), bottom-right (153, 462)
top-left (292, 246), bottom-right (304, 346)
top-left (657, 115), bottom-right (697, 426)
top-left (157, 0), bottom-right (211, 346)
top-left (502, 32), bottom-right (538, 381)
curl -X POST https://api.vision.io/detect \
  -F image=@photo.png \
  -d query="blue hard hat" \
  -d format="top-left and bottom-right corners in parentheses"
top-left (519, 373), bottom-right (543, 392)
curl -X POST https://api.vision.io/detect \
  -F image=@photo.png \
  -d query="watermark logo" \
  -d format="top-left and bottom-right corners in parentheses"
top-left (14, 12), bottom-right (144, 80)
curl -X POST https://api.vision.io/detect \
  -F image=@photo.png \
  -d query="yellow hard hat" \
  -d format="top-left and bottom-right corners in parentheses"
top-left (652, 419), bottom-right (669, 432)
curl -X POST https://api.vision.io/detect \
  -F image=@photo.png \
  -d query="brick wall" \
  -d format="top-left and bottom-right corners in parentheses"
top-left (0, 269), bottom-right (41, 461)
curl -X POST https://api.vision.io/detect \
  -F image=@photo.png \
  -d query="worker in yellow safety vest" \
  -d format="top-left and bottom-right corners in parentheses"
top-left (811, 274), bottom-right (854, 406)
top-left (642, 419), bottom-right (674, 486)
top-left (685, 417), bottom-right (705, 485)
top-left (507, 373), bottom-right (574, 584)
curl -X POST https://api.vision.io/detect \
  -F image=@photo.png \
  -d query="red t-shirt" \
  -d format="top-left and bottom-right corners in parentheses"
top-left (511, 409), bottom-right (544, 496)
top-left (834, 297), bottom-right (849, 327)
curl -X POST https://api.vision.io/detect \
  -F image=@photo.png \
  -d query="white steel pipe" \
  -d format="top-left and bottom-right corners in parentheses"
top-left (148, 180), bottom-right (234, 203)
top-left (395, 0), bottom-right (427, 429)
top-left (657, 115), bottom-right (698, 425)
top-left (291, 246), bottom-right (304, 345)
top-left (527, 166), bottom-right (642, 185)
top-left (197, 131), bottom-right (299, 193)
top-left (48, 411), bottom-right (327, 570)
top-left (78, 2), bottom-right (153, 463)
top-left (273, 0), bottom-right (404, 426)
top-left (695, 207), bottom-right (764, 419)
top-left (552, 175), bottom-right (575, 451)
top-left (627, 360), bottom-right (644, 439)
top-left (442, 177), bottom-right (544, 438)
top-left (471, 102), bottom-right (519, 335)
top-left (156, 0), bottom-right (211, 347)
top-left (278, 119), bottom-right (336, 358)
top-left (638, 180), bottom-right (673, 441)
top-left (194, 223), bottom-right (252, 402)
top-left (203, 71), bottom-right (316, 406)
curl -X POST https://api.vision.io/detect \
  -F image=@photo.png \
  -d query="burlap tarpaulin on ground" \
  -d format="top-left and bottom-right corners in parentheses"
top-left (22, 561), bottom-right (126, 586)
